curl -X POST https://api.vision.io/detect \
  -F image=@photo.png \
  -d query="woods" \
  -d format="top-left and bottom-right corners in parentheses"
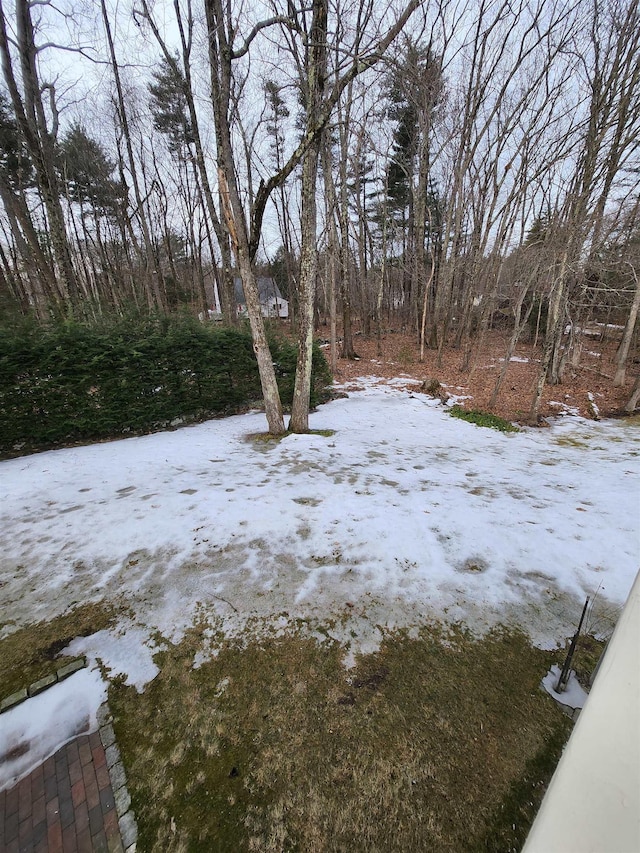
top-left (0, 0), bottom-right (638, 429)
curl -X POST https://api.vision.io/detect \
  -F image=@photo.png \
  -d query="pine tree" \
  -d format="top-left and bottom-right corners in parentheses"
top-left (0, 92), bottom-right (33, 192)
top-left (57, 124), bottom-right (121, 219)
top-left (148, 55), bottom-right (194, 158)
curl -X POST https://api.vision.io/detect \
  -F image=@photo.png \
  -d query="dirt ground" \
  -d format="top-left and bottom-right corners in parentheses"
top-left (325, 324), bottom-right (637, 424)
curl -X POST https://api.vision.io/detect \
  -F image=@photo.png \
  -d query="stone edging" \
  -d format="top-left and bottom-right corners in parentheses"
top-left (97, 702), bottom-right (139, 853)
top-left (0, 657), bottom-right (139, 852)
top-left (0, 656), bottom-right (87, 713)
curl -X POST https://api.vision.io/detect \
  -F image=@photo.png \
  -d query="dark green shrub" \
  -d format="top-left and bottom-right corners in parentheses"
top-left (0, 312), bottom-right (331, 454)
top-left (267, 326), bottom-right (332, 409)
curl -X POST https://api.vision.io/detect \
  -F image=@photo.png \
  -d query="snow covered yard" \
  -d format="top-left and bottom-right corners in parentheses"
top-left (1, 380), bottom-right (638, 850)
top-left (1, 381), bottom-right (638, 672)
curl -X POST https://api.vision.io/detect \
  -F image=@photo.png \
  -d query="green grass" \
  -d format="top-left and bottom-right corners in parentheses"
top-left (106, 622), bottom-right (571, 853)
top-left (450, 406), bottom-right (520, 433)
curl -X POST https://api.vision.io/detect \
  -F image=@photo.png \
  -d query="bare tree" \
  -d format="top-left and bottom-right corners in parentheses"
top-left (203, 0), bottom-right (418, 433)
top-left (529, 0), bottom-right (640, 421)
top-left (0, 0), bottom-right (78, 299)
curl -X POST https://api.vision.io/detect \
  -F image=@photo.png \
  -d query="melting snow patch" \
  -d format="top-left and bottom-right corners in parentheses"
top-left (542, 664), bottom-right (589, 710)
top-left (549, 401), bottom-right (581, 417)
top-left (65, 624), bottom-right (161, 692)
top-left (0, 668), bottom-right (106, 792)
top-left (1, 382), bottom-right (637, 661)
top-left (445, 394), bottom-right (472, 406)
top-left (388, 377), bottom-right (421, 387)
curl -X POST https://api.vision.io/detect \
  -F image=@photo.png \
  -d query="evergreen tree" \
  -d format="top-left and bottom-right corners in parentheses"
top-left (148, 55), bottom-right (194, 157)
top-left (57, 124), bottom-right (121, 219)
top-left (383, 38), bottom-right (444, 330)
top-left (264, 79), bottom-right (290, 169)
top-left (0, 91), bottom-right (33, 192)
top-left (384, 39), bottom-right (443, 234)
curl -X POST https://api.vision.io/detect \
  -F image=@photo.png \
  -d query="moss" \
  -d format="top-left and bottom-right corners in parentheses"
top-left (246, 428), bottom-right (336, 447)
top-left (449, 406), bottom-right (520, 433)
top-left (0, 601), bottom-right (116, 698)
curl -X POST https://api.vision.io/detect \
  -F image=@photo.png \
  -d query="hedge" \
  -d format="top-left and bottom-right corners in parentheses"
top-left (0, 313), bottom-right (331, 454)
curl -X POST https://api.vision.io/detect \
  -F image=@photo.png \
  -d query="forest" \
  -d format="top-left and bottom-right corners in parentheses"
top-left (0, 0), bottom-right (639, 432)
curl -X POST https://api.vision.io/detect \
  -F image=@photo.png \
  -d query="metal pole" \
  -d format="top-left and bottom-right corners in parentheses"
top-left (555, 596), bottom-right (590, 693)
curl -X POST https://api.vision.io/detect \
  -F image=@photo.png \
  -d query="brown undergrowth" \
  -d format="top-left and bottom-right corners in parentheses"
top-left (325, 325), bottom-right (636, 423)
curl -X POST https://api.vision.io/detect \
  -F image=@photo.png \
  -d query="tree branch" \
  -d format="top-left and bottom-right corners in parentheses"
top-left (230, 15), bottom-right (305, 59)
top-left (248, 0), bottom-right (419, 258)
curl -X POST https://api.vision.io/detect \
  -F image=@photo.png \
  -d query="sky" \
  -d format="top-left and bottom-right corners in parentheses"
top-left (0, 375), bottom-right (639, 789)
top-left (2, 0), bottom-right (619, 261)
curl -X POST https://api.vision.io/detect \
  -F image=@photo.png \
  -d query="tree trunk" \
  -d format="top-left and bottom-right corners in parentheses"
top-left (0, 0), bottom-right (78, 302)
top-left (321, 138), bottom-right (339, 373)
top-left (0, 171), bottom-right (59, 308)
top-left (205, 0), bottom-right (285, 434)
top-left (237, 246), bottom-right (286, 431)
top-left (614, 264), bottom-right (640, 386)
top-left (530, 252), bottom-right (569, 422)
top-left (290, 134), bottom-right (321, 432)
top-left (290, 0), bottom-right (327, 432)
top-left (337, 92), bottom-right (357, 360)
top-left (489, 286), bottom-right (533, 408)
top-left (625, 374), bottom-right (640, 413)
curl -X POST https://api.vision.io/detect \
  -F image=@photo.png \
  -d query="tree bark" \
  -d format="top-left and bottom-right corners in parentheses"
top-left (290, 135), bottom-right (322, 431)
top-left (205, 0), bottom-right (285, 434)
top-left (290, 0), bottom-right (327, 432)
top-left (614, 263), bottom-right (640, 387)
top-left (529, 250), bottom-right (569, 422)
top-left (625, 375), bottom-right (640, 413)
top-left (321, 137), bottom-right (339, 373)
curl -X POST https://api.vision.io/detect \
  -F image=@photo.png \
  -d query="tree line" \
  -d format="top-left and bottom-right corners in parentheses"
top-left (0, 0), bottom-right (638, 431)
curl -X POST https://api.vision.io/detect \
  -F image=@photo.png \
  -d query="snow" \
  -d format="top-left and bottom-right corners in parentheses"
top-left (548, 401), bottom-right (581, 417)
top-left (1, 380), bottom-right (638, 690)
top-left (0, 668), bottom-right (106, 792)
top-left (542, 664), bottom-right (589, 709)
top-left (65, 624), bottom-right (161, 692)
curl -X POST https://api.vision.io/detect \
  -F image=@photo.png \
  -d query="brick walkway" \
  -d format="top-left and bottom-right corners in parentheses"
top-left (0, 732), bottom-right (124, 853)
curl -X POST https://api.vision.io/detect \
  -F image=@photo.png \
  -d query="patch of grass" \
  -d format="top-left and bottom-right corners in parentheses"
top-left (109, 622), bottom-right (570, 852)
top-left (247, 428), bottom-right (336, 447)
top-left (555, 436), bottom-right (589, 448)
top-left (474, 716), bottom-right (569, 853)
top-left (450, 406), bottom-right (520, 433)
top-left (568, 633), bottom-right (606, 689)
top-left (0, 601), bottom-right (116, 698)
